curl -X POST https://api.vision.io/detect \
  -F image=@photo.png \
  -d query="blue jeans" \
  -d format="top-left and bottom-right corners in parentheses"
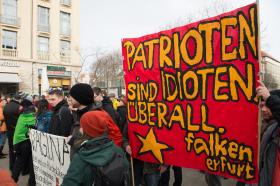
top-left (144, 172), bottom-right (160, 186)
top-left (0, 132), bottom-right (6, 146)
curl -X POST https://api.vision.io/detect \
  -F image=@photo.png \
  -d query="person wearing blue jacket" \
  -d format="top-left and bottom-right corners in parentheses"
top-left (35, 99), bottom-right (52, 132)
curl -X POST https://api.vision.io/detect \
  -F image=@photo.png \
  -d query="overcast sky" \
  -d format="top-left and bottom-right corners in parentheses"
top-left (80, 0), bottom-right (280, 60)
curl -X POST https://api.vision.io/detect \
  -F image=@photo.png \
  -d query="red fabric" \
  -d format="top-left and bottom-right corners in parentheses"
top-left (272, 148), bottom-right (280, 186)
top-left (80, 110), bottom-right (123, 147)
top-left (122, 3), bottom-right (259, 184)
top-left (0, 169), bottom-right (17, 186)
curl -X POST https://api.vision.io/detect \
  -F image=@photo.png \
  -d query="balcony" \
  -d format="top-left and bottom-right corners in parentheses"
top-left (38, 24), bottom-right (50, 33)
top-left (0, 15), bottom-right (20, 27)
top-left (38, 51), bottom-right (50, 61)
top-left (60, 0), bottom-right (71, 6)
top-left (2, 48), bottom-right (18, 58)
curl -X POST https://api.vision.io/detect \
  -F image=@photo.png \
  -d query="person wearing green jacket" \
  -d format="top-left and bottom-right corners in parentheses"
top-left (62, 111), bottom-right (129, 186)
top-left (12, 97), bottom-right (36, 186)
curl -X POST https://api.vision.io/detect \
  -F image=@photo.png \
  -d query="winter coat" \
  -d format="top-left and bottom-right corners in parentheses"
top-left (69, 103), bottom-right (101, 159)
top-left (3, 100), bottom-right (20, 131)
top-left (36, 111), bottom-right (53, 133)
top-left (13, 110), bottom-right (36, 145)
top-left (69, 107), bottom-right (123, 160)
top-left (62, 136), bottom-right (128, 186)
top-left (259, 120), bottom-right (280, 186)
top-left (48, 100), bottom-right (73, 137)
top-left (266, 94), bottom-right (280, 125)
top-left (0, 106), bottom-right (7, 132)
top-left (102, 96), bottom-right (119, 124)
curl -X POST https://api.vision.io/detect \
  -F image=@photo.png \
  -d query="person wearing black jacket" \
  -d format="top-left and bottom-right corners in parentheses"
top-left (47, 89), bottom-right (73, 137)
top-left (3, 95), bottom-right (21, 171)
top-left (92, 87), bottom-right (119, 124)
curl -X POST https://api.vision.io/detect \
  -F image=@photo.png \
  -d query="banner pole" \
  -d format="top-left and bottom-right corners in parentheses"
top-left (130, 156), bottom-right (135, 186)
top-left (256, 0), bottom-right (262, 173)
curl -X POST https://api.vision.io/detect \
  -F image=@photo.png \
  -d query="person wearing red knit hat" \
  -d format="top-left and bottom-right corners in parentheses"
top-left (62, 111), bottom-right (129, 186)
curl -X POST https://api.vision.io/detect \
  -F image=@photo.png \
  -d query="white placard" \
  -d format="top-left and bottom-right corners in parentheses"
top-left (29, 129), bottom-right (70, 186)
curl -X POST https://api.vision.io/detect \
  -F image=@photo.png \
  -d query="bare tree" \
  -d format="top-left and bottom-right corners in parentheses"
top-left (89, 50), bottom-right (123, 89)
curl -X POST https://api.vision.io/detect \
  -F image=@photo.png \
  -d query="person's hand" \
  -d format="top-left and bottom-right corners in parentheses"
top-left (256, 81), bottom-right (270, 101)
top-left (125, 145), bottom-right (132, 155)
top-left (159, 165), bottom-right (168, 174)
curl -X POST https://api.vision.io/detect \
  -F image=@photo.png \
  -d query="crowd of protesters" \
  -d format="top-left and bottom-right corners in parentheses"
top-left (0, 81), bottom-right (279, 186)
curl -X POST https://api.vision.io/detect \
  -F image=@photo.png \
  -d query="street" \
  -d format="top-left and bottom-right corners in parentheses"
top-left (0, 142), bottom-right (236, 186)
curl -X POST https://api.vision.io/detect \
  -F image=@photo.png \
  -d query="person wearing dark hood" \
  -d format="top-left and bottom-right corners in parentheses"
top-left (47, 88), bottom-right (73, 137)
top-left (257, 82), bottom-right (280, 186)
top-left (68, 83), bottom-right (123, 159)
top-left (12, 97), bottom-right (36, 186)
top-left (62, 111), bottom-right (129, 186)
top-left (3, 93), bottom-right (21, 171)
top-left (92, 87), bottom-right (119, 124)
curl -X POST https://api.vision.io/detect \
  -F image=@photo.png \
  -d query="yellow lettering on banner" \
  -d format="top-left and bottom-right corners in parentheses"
top-left (127, 102), bottom-right (138, 122)
top-left (133, 43), bottom-right (147, 69)
top-left (239, 6), bottom-right (257, 59)
top-left (123, 41), bottom-right (135, 71)
top-left (168, 104), bottom-right (185, 129)
top-left (159, 35), bottom-right (172, 68)
top-left (138, 102), bottom-right (147, 124)
top-left (157, 102), bottom-right (168, 128)
top-left (165, 73), bottom-right (178, 101)
top-left (229, 63), bottom-right (253, 101)
top-left (214, 67), bottom-right (229, 101)
top-left (221, 17), bottom-right (237, 61)
top-left (127, 83), bottom-right (137, 101)
top-left (173, 33), bottom-right (181, 69)
top-left (239, 145), bottom-right (253, 162)
top-left (201, 104), bottom-right (215, 132)
top-left (147, 102), bottom-right (156, 126)
top-left (194, 138), bottom-right (210, 155)
top-left (197, 68), bottom-right (215, 100)
top-left (144, 39), bottom-right (159, 69)
top-left (180, 29), bottom-right (203, 66)
top-left (198, 21), bottom-right (220, 64)
top-left (182, 71), bottom-right (198, 100)
top-left (228, 141), bottom-right (239, 159)
top-left (186, 104), bottom-right (200, 132)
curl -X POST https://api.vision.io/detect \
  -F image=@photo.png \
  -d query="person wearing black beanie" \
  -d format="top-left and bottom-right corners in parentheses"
top-left (69, 83), bottom-right (94, 106)
top-left (68, 83), bottom-right (99, 159)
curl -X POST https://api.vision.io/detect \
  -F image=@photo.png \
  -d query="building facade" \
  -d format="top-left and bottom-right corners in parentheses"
top-left (0, 0), bottom-right (80, 96)
top-left (261, 51), bottom-right (280, 89)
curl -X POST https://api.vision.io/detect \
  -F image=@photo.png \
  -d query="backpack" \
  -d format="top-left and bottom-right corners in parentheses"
top-left (89, 139), bottom-right (129, 186)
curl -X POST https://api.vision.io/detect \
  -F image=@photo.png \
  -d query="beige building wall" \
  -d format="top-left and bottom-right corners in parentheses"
top-left (0, 0), bottom-right (81, 95)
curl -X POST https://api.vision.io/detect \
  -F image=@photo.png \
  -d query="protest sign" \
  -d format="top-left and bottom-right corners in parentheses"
top-left (122, 3), bottom-right (259, 183)
top-left (29, 129), bottom-right (70, 186)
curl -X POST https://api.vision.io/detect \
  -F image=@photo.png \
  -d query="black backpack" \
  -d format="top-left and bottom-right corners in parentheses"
top-left (87, 138), bottom-right (129, 186)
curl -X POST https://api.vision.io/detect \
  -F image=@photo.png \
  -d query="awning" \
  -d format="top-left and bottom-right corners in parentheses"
top-left (0, 73), bottom-right (22, 83)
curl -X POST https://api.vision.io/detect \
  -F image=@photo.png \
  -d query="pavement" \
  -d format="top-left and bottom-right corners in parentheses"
top-left (0, 142), bottom-right (236, 186)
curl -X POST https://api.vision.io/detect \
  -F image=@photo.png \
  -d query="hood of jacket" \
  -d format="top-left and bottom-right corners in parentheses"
top-left (77, 136), bottom-right (116, 167)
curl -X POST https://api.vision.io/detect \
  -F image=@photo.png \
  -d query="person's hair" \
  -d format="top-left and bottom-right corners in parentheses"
top-left (92, 87), bottom-right (102, 96)
top-left (48, 88), bottom-right (64, 97)
top-left (36, 99), bottom-right (49, 116)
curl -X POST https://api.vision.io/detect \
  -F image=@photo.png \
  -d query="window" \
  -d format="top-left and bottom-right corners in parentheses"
top-left (38, 6), bottom-right (49, 32)
top-left (60, 40), bottom-right (70, 56)
top-left (38, 37), bottom-right (49, 53)
top-left (60, 12), bottom-right (70, 36)
top-left (2, 0), bottom-right (17, 25)
top-left (61, 0), bottom-right (71, 6)
top-left (2, 30), bottom-right (17, 49)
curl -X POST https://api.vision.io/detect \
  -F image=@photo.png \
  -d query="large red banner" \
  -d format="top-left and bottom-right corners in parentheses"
top-left (122, 3), bottom-right (259, 183)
